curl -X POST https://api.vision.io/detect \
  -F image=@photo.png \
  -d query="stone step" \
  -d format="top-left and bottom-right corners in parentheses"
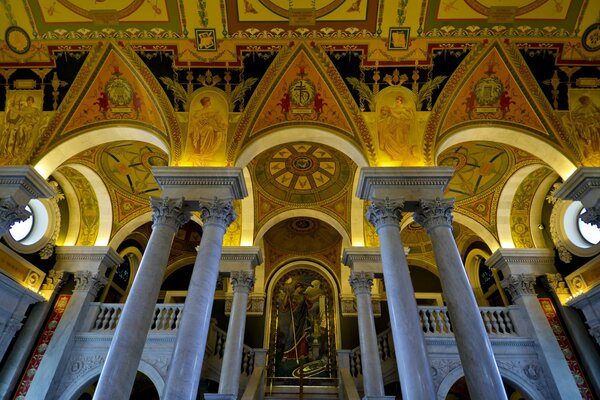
top-left (264, 385), bottom-right (339, 399)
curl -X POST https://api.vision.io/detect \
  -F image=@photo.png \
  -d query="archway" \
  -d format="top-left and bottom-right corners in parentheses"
top-left (266, 263), bottom-right (339, 387)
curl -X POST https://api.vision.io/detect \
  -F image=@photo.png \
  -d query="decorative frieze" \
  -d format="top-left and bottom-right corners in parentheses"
top-left (150, 197), bottom-right (191, 230)
top-left (225, 294), bottom-right (265, 315)
top-left (502, 274), bottom-right (537, 300)
top-left (340, 297), bottom-right (382, 317)
top-left (412, 198), bottom-right (455, 232)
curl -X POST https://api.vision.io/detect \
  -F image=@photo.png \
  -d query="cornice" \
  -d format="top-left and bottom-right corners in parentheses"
top-left (152, 167), bottom-right (247, 200)
top-left (356, 167), bottom-right (454, 200)
top-left (0, 166), bottom-right (55, 202)
top-left (553, 167), bottom-right (600, 207)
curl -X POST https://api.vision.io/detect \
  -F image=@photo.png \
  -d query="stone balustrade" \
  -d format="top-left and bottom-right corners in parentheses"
top-left (350, 305), bottom-right (521, 377)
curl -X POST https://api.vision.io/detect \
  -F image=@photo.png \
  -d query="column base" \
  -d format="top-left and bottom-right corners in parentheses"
top-left (204, 394), bottom-right (237, 400)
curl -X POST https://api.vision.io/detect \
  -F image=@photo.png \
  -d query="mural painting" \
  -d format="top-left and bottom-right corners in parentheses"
top-left (268, 268), bottom-right (336, 384)
top-left (563, 89), bottom-right (600, 165)
top-left (376, 89), bottom-right (421, 166)
top-left (441, 50), bottom-right (546, 136)
top-left (0, 90), bottom-right (47, 164)
top-left (182, 93), bottom-right (228, 166)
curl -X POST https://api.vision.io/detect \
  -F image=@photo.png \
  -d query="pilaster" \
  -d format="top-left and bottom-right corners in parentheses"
top-left (488, 248), bottom-right (582, 400)
top-left (26, 247), bottom-right (121, 400)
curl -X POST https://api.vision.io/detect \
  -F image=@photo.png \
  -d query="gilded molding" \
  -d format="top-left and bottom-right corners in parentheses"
top-left (41, 270), bottom-right (68, 291)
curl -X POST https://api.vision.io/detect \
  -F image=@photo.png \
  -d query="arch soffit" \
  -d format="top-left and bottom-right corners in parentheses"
top-left (66, 163), bottom-right (113, 246)
top-left (35, 127), bottom-right (170, 179)
top-left (254, 208), bottom-right (351, 248)
top-left (435, 127), bottom-right (576, 180)
top-left (234, 127), bottom-right (369, 169)
top-left (497, 164), bottom-right (547, 249)
top-left (58, 359), bottom-right (164, 400)
top-left (436, 364), bottom-right (542, 400)
top-left (236, 128), bottom-right (366, 248)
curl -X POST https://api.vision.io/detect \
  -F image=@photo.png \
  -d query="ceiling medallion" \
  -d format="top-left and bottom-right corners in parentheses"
top-left (582, 23), bottom-right (600, 53)
top-left (5, 26), bottom-right (31, 55)
top-left (289, 218), bottom-right (318, 233)
top-left (289, 78), bottom-right (316, 108)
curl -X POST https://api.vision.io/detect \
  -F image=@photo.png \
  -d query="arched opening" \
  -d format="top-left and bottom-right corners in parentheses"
top-left (73, 371), bottom-right (160, 400)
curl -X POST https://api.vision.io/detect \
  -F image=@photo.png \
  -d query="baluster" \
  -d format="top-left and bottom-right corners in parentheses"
top-left (174, 306), bottom-right (182, 329)
top-left (382, 334), bottom-right (390, 359)
top-left (495, 310), bottom-right (507, 334)
top-left (434, 309), bottom-right (445, 334)
top-left (101, 306), bottom-right (115, 331)
top-left (443, 309), bottom-right (452, 333)
top-left (481, 310), bottom-right (492, 334)
top-left (110, 307), bottom-right (121, 329)
top-left (489, 310), bottom-right (500, 334)
top-left (94, 307), bottom-right (106, 330)
top-left (504, 310), bottom-right (515, 334)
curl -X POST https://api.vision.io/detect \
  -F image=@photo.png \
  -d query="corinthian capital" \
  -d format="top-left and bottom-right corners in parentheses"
top-left (366, 198), bottom-right (404, 230)
top-left (502, 274), bottom-right (537, 301)
top-left (199, 198), bottom-right (237, 229)
top-left (73, 271), bottom-right (108, 297)
top-left (413, 198), bottom-right (454, 233)
top-left (230, 270), bottom-right (255, 293)
top-left (150, 197), bottom-right (191, 230)
top-left (0, 197), bottom-right (31, 233)
top-left (581, 206), bottom-right (600, 228)
top-left (349, 271), bottom-right (374, 296)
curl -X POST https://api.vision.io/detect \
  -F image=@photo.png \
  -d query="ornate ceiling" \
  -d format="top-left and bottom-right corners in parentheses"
top-left (0, 0), bottom-right (598, 268)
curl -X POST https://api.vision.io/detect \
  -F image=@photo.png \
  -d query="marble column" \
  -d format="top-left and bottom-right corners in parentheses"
top-left (154, 167), bottom-right (247, 400)
top-left (553, 167), bottom-right (600, 228)
top-left (356, 167), bottom-right (457, 400)
top-left (414, 198), bottom-right (506, 400)
top-left (0, 166), bottom-right (55, 238)
top-left (163, 200), bottom-right (236, 400)
top-left (26, 247), bottom-right (121, 400)
top-left (93, 197), bottom-right (190, 400)
top-left (0, 270), bottom-right (66, 399)
top-left (349, 271), bottom-right (389, 400)
top-left (217, 271), bottom-right (255, 398)
top-left (365, 199), bottom-right (435, 399)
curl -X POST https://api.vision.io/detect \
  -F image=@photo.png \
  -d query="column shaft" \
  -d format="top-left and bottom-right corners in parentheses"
top-left (378, 224), bottom-right (435, 399)
top-left (94, 198), bottom-right (189, 400)
top-left (367, 199), bottom-right (435, 400)
top-left (218, 271), bottom-right (254, 396)
top-left (163, 200), bottom-right (235, 400)
top-left (414, 199), bottom-right (506, 400)
top-left (350, 272), bottom-right (385, 397)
